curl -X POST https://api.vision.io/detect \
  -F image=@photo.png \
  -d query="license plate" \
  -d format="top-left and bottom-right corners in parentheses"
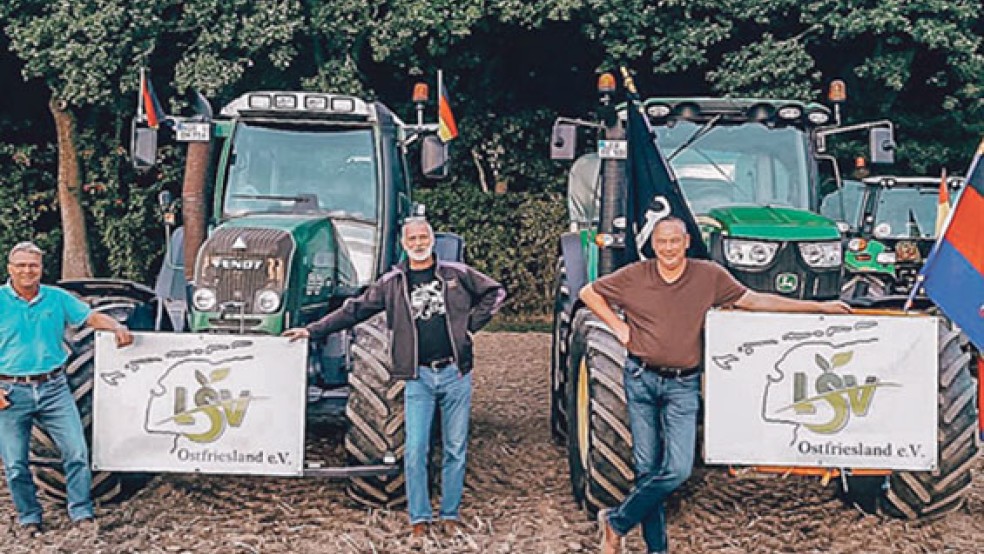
top-left (175, 121), bottom-right (211, 142)
top-left (598, 140), bottom-right (627, 159)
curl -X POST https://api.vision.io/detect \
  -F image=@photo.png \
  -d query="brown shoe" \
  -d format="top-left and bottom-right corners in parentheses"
top-left (17, 522), bottom-right (43, 539)
top-left (75, 517), bottom-right (98, 533)
top-left (411, 522), bottom-right (427, 538)
top-left (597, 508), bottom-right (622, 554)
top-left (441, 519), bottom-right (463, 536)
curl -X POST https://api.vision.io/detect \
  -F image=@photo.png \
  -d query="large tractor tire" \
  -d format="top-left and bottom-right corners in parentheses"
top-left (345, 313), bottom-right (407, 508)
top-left (30, 291), bottom-right (157, 504)
top-left (843, 317), bottom-right (980, 518)
top-left (566, 310), bottom-right (634, 517)
top-left (550, 257), bottom-right (572, 445)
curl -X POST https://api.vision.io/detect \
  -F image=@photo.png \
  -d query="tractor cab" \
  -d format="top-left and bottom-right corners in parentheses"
top-left (824, 175), bottom-right (964, 299)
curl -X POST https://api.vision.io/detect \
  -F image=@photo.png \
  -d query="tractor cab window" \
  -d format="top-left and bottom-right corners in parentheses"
top-left (820, 180), bottom-right (865, 230)
top-left (656, 122), bottom-right (810, 215)
top-left (871, 187), bottom-right (940, 239)
top-left (224, 123), bottom-right (378, 221)
top-left (223, 123), bottom-right (381, 285)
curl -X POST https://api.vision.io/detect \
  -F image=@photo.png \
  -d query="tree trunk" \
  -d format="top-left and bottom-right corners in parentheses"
top-left (50, 98), bottom-right (93, 279)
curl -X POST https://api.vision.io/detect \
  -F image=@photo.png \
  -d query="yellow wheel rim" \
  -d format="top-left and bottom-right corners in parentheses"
top-left (577, 357), bottom-right (590, 470)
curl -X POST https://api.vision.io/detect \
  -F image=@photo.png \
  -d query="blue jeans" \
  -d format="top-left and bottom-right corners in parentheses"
top-left (607, 357), bottom-right (700, 554)
top-left (0, 374), bottom-right (94, 524)
top-left (404, 364), bottom-right (472, 524)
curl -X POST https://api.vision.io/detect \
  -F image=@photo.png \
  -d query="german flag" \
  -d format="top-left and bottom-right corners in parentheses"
top-left (438, 83), bottom-right (458, 143)
top-left (140, 71), bottom-right (165, 129)
top-left (920, 138), bottom-right (984, 352)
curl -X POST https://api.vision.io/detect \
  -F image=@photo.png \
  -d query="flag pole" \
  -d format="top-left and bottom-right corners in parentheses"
top-left (437, 69), bottom-right (443, 123)
top-left (138, 68), bottom-right (147, 122)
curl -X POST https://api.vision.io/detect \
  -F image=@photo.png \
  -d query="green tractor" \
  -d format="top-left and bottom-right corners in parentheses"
top-left (31, 86), bottom-right (455, 508)
top-left (820, 175), bottom-right (963, 300)
top-left (549, 74), bottom-right (980, 519)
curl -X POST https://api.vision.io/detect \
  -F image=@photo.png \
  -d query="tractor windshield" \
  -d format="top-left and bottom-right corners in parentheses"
top-left (655, 122), bottom-right (811, 215)
top-left (223, 123), bottom-right (378, 221)
top-left (871, 187), bottom-right (940, 239)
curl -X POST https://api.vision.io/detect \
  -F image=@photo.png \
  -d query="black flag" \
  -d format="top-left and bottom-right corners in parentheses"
top-left (625, 102), bottom-right (710, 261)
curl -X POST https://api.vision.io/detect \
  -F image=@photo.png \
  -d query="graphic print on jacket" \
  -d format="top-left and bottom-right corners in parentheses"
top-left (407, 266), bottom-right (454, 365)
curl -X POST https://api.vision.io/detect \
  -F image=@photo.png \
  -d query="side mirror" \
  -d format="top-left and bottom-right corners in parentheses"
top-left (869, 127), bottom-right (895, 164)
top-left (550, 122), bottom-right (576, 160)
top-left (421, 135), bottom-right (449, 180)
top-left (131, 119), bottom-right (158, 170)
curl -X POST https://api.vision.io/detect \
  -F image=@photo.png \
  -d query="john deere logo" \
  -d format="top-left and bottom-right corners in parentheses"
top-left (775, 273), bottom-right (799, 293)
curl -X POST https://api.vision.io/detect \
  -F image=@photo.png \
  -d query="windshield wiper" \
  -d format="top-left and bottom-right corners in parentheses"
top-left (231, 193), bottom-right (319, 210)
top-left (667, 114), bottom-right (722, 162)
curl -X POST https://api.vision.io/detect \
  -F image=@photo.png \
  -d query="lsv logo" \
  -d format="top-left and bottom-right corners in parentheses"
top-left (152, 365), bottom-right (260, 444)
top-left (788, 351), bottom-right (878, 434)
top-left (763, 341), bottom-right (899, 436)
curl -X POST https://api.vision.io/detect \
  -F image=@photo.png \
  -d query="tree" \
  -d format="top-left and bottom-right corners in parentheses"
top-left (3, 0), bottom-right (173, 278)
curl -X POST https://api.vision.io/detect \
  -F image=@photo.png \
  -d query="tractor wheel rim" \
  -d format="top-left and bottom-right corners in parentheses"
top-left (577, 357), bottom-right (590, 470)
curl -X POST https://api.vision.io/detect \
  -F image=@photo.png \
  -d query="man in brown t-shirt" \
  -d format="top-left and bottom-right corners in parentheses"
top-left (582, 217), bottom-right (850, 554)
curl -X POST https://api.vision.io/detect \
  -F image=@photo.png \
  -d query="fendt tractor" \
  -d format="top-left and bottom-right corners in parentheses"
top-left (821, 175), bottom-right (964, 300)
top-left (549, 72), bottom-right (980, 519)
top-left (30, 84), bottom-right (455, 508)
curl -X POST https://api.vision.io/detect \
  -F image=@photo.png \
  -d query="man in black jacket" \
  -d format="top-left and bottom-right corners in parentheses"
top-left (284, 218), bottom-right (505, 538)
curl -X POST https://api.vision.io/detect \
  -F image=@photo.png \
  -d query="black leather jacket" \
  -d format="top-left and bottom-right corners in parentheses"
top-left (306, 258), bottom-right (505, 380)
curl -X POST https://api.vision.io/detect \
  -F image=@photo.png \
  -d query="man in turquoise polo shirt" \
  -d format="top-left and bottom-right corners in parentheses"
top-left (0, 241), bottom-right (134, 537)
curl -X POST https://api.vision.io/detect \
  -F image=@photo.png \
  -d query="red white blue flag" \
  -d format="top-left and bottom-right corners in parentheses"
top-left (919, 138), bottom-right (984, 351)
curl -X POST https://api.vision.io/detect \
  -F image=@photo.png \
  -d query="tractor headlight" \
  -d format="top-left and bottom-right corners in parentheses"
top-left (255, 289), bottom-right (281, 314)
top-left (723, 239), bottom-right (779, 268)
top-left (192, 287), bottom-right (217, 311)
top-left (798, 242), bottom-right (842, 268)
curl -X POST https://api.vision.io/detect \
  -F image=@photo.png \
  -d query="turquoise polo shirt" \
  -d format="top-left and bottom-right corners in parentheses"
top-left (0, 283), bottom-right (91, 376)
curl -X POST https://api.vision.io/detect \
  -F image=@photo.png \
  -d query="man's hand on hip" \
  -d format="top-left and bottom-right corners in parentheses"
top-left (613, 320), bottom-right (631, 346)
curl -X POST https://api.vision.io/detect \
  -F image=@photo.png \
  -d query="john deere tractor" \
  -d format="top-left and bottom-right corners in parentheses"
top-left (549, 73), bottom-right (979, 519)
top-left (820, 175), bottom-right (963, 300)
top-left (31, 86), bottom-right (454, 508)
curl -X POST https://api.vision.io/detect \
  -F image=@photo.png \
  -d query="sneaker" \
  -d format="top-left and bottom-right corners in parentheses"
top-left (597, 508), bottom-right (622, 554)
top-left (17, 522), bottom-right (43, 539)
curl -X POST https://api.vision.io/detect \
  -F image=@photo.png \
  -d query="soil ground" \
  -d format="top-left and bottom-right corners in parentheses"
top-left (2, 332), bottom-right (981, 553)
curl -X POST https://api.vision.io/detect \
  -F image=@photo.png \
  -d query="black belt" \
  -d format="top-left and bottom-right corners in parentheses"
top-left (422, 356), bottom-right (455, 370)
top-left (0, 367), bottom-right (64, 384)
top-left (629, 356), bottom-right (699, 378)
top-left (650, 366), bottom-right (700, 378)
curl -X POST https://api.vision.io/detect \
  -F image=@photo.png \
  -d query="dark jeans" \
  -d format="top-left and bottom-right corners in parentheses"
top-left (607, 356), bottom-right (700, 553)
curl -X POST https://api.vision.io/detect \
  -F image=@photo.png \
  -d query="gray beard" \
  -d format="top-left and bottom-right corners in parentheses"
top-left (407, 246), bottom-right (433, 262)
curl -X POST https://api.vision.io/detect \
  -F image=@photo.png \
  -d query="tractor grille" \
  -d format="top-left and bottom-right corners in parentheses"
top-left (729, 242), bottom-right (841, 300)
top-left (196, 227), bottom-right (293, 312)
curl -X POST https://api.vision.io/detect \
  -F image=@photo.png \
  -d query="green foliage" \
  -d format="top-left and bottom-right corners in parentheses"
top-left (1, 0), bottom-right (983, 313)
top-left (418, 186), bottom-right (566, 315)
top-left (77, 132), bottom-right (167, 281)
top-left (0, 144), bottom-right (62, 279)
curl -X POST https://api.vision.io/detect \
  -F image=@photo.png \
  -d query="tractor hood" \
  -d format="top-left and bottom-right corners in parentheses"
top-left (706, 205), bottom-right (841, 241)
top-left (218, 214), bottom-right (328, 236)
top-left (189, 213), bottom-right (358, 334)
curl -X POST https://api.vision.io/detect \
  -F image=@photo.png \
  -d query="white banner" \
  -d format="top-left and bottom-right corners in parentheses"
top-left (704, 311), bottom-right (938, 471)
top-left (93, 332), bottom-right (307, 476)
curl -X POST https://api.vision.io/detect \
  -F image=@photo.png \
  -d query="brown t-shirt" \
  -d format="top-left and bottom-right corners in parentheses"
top-left (592, 259), bottom-right (747, 369)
